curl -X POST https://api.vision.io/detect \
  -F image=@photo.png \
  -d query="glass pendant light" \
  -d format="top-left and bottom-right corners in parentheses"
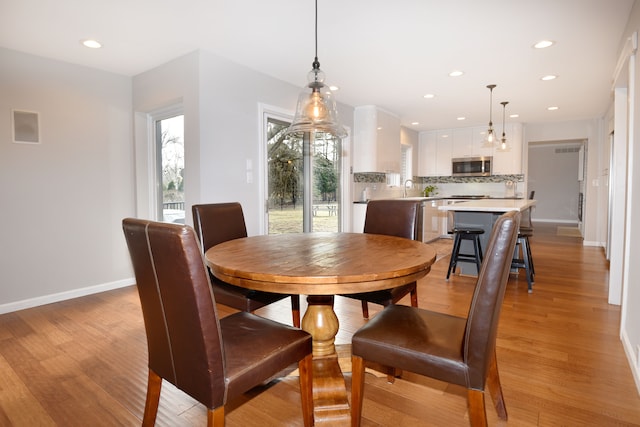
top-left (285, 0), bottom-right (346, 138)
top-left (482, 84), bottom-right (498, 147)
top-left (497, 101), bottom-right (511, 151)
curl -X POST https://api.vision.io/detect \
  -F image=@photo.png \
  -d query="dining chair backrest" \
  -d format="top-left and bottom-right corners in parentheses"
top-left (463, 210), bottom-right (520, 389)
top-left (363, 200), bottom-right (421, 240)
top-left (122, 218), bottom-right (226, 409)
top-left (192, 202), bottom-right (248, 254)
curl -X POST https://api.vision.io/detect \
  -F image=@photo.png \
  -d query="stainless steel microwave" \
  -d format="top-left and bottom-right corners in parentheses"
top-left (451, 156), bottom-right (492, 177)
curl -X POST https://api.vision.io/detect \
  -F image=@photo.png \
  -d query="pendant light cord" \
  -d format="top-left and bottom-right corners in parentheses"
top-left (501, 101), bottom-right (509, 138)
top-left (488, 85), bottom-right (494, 126)
top-left (313, 0), bottom-right (320, 69)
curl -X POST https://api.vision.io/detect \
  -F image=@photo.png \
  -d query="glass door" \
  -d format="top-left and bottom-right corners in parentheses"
top-left (266, 116), bottom-right (341, 234)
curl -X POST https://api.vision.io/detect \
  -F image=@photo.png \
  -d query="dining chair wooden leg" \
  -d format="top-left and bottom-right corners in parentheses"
top-left (298, 354), bottom-right (314, 427)
top-left (291, 295), bottom-right (301, 328)
top-left (361, 301), bottom-right (370, 319)
top-left (410, 288), bottom-right (418, 307)
top-left (207, 406), bottom-right (224, 426)
top-left (486, 349), bottom-right (508, 420)
top-left (467, 389), bottom-right (488, 427)
top-left (142, 369), bottom-right (162, 427)
top-left (386, 367), bottom-right (396, 384)
top-left (351, 355), bottom-right (366, 427)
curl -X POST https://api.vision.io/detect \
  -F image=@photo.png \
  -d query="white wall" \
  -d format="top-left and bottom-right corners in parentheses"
top-left (619, 1), bottom-right (640, 394)
top-left (0, 47), bottom-right (356, 312)
top-left (132, 50), bottom-right (355, 236)
top-left (197, 51), bottom-right (301, 235)
top-left (132, 51), bottom-right (201, 224)
top-left (0, 48), bottom-right (136, 312)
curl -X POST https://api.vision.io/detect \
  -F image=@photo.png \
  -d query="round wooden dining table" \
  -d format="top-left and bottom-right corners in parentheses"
top-left (205, 232), bottom-right (436, 425)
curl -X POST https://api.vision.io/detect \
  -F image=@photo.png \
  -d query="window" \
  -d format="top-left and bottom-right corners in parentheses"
top-left (155, 114), bottom-right (185, 223)
top-left (401, 143), bottom-right (413, 183)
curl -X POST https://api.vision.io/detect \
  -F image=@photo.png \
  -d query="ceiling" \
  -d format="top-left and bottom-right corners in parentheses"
top-left (0, 0), bottom-right (634, 131)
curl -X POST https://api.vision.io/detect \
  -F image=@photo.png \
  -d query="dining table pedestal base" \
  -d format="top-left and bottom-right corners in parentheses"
top-left (311, 355), bottom-right (350, 425)
top-left (302, 295), bottom-right (351, 425)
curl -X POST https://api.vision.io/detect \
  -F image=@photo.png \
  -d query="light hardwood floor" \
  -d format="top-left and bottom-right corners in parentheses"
top-left (1, 223), bottom-right (639, 426)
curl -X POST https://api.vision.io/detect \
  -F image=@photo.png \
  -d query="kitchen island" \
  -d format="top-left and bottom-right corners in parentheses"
top-left (439, 199), bottom-right (536, 276)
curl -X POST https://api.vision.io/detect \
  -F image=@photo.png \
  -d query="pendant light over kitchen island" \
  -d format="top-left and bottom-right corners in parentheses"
top-left (482, 84), bottom-right (498, 147)
top-left (497, 101), bottom-right (511, 152)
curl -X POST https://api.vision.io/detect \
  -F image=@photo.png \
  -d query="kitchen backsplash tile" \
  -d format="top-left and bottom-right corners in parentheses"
top-left (353, 173), bottom-right (525, 201)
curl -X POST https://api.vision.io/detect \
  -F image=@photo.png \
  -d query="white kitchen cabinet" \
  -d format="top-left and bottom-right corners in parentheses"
top-left (418, 130), bottom-right (452, 176)
top-left (419, 123), bottom-right (521, 176)
top-left (453, 126), bottom-right (493, 158)
top-left (352, 106), bottom-right (401, 173)
top-left (422, 200), bottom-right (448, 242)
top-left (451, 128), bottom-right (473, 158)
top-left (418, 131), bottom-right (436, 176)
top-left (492, 123), bottom-right (523, 174)
top-left (435, 130), bottom-right (452, 176)
top-left (352, 202), bottom-right (368, 233)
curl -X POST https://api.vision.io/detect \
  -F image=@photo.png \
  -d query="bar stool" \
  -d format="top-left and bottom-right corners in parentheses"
top-left (511, 229), bottom-right (535, 292)
top-left (446, 227), bottom-right (484, 280)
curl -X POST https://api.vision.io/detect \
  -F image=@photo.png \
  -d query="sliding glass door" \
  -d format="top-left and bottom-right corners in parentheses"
top-left (265, 116), bottom-right (341, 234)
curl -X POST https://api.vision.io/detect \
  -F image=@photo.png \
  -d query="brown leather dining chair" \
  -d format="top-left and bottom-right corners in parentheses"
top-left (192, 202), bottom-right (301, 327)
top-left (350, 210), bottom-right (520, 427)
top-left (341, 199), bottom-right (422, 319)
top-left (122, 218), bottom-right (313, 426)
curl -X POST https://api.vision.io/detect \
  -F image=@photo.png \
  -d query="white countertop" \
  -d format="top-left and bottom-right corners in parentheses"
top-left (438, 199), bottom-right (536, 212)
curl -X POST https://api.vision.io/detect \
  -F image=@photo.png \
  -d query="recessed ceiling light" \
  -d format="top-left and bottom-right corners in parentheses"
top-left (329, 85), bottom-right (339, 91)
top-left (411, 121), bottom-right (420, 125)
top-left (81, 39), bottom-right (102, 49)
top-left (449, 70), bottom-right (464, 77)
top-left (377, 127), bottom-right (383, 130)
top-left (547, 106), bottom-right (559, 111)
top-left (423, 93), bottom-right (435, 99)
top-left (534, 40), bottom-right (555, 49)
top-left (541, 75), bottom-right (557, 81)
top-left (509, 114), bottom-right (519, 118)
top-left (457, 117), bottom-right (466, 121)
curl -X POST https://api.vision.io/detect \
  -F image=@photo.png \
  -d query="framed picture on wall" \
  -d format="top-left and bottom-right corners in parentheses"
top-left (12, 109), bottom-right (41, 144)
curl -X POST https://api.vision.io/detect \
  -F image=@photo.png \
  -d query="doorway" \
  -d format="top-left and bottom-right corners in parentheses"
top-left (527, 139), bottom-right (585, 225)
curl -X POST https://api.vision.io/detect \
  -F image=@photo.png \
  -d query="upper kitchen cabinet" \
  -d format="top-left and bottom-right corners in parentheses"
top-left (492, 123), bottom-right (523, 174)
top-left (352, 105), bottom-right (401, 173)
top-left (418, 130), bottom-right (452, 176)
top-left (452, 127), bottom-right (492, 158)
top-left (418, 130), bottom-right (436, 176)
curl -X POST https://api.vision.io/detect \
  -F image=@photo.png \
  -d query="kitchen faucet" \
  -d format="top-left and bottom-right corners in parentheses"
top-left (403, 179), bottom-right (413, 198)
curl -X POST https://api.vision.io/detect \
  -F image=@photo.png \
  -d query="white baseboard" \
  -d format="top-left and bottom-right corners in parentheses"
top-left (0, 278), bottom-right (135, 315)
top-left (621, 329), bottom-right (640, 396)
top-left (534, 218), bottom-right (580, 224)
top-left (583, 240), bottom-right (603, 247)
